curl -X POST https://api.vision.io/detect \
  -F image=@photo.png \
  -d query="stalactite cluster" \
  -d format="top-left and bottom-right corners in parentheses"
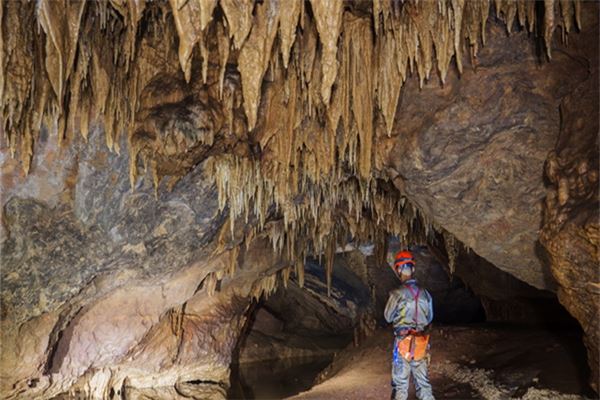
top-left (1, 0), bottom-right (581, 292)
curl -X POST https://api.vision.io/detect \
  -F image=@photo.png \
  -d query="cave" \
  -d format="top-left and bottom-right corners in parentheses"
top-left (1, 1), bottom-right (598, 399)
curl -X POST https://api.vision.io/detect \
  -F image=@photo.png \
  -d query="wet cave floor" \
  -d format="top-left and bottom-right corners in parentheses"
top-left (229, 324), bottom-right (594, 400)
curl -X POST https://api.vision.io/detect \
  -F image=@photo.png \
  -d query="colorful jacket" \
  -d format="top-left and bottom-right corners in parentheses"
top-left (384, 279), bottom-right (433, 334)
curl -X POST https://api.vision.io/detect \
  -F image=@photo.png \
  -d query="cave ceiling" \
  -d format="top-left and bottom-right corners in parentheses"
top-left (1, 0), bottom-right (585, 293)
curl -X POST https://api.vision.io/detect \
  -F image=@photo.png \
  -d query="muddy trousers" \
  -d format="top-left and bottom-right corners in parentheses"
top-left (391, 339), bottom-right (435, 400)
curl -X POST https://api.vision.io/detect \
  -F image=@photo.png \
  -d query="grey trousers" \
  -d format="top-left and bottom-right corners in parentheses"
top-left (391, 338), bottom-right (435, 400)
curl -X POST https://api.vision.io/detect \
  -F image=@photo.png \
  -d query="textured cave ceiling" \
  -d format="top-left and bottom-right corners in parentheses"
top-left (1, 0), bottom-right (583, 294)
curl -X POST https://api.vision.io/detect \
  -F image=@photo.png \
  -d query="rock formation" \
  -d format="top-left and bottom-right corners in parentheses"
top-left (1, 0), bottom-right (598, 398)
top-left (540, 52), bottom-right (599, 392)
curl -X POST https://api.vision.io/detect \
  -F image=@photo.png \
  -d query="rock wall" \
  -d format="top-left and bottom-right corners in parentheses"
top-left (384, 16), bottom-right (594, 290)
top-left (540, 42), bottom-right (599, 392)
top-left (0, 129), bottom-right (287, 399)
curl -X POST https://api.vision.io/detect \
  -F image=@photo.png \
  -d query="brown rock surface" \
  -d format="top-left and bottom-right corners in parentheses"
top-left (384, 17), bottom-right (595, 290)
top-left (540, 57), bottom-right (599, 392)
top-left (0, 128), bottom-right (286, 399)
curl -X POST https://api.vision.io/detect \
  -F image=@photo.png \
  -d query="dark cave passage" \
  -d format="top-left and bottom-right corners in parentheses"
top-left (227, 244), bottom-right (594, 399)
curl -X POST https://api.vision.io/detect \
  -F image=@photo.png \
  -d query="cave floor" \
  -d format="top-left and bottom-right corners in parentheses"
top-left (286, 324), bottom-right (593, 400)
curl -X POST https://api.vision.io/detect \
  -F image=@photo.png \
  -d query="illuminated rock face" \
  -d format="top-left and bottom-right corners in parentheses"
top-left (1, 1), bottom-right (599, 398)
top-left (0, 131), bottom-right (287, 399)
top-left (384, 21), bottom-right (591, 290)
top-left (541, 70), bottom-right (600, 392)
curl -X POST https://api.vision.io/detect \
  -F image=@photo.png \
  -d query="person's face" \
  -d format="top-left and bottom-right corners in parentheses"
top-left (398, 264), bottom-right (413, 282)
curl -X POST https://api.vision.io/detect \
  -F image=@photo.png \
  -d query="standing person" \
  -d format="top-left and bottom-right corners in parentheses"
top-left (384, 250), bottom-right (435, 400)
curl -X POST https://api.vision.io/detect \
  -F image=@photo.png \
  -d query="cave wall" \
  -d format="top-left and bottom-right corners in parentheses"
top-left (0, 129), bottom-right (288, 399)
top-left (383, 15), bottom-right (594, 290)
top-left (436, 241), bottom-right (579, 325)
top-left (540, 39), bottom-right (600, 392)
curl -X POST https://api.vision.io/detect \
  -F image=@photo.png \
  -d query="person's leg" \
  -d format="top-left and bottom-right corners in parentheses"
top-left (412, 357), bottom-right (435, 400)
top-left (391, 339), bottom-right (410, 400)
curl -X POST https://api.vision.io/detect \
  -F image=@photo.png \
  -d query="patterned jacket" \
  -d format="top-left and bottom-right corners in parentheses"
top-left (384, 279), bottom-right (433, 334)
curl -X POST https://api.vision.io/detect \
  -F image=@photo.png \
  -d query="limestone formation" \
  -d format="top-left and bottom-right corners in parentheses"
top-left (1, 1), bottom-right (598, 398)
top-left (541, 64), bottom-right (599, 392)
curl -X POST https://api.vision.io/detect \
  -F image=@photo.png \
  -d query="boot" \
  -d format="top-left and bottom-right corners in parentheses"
top-left (391, 388), bottom-right (408, 400)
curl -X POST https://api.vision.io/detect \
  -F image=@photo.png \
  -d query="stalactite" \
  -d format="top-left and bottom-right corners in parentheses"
top-left (309, 0), bottom-right (343, 105)
top-left (169, 0), bottom-right (203, 82)
top-left (1, 0), bottom-right (583, 291)
top-left (295, 258), bottom-right (305, 288)
top-left (220, 0), bottom-right (254, 50)
top-left (217, 21), bottom-right (230, 99)
top-left (228, 245), bottom-right (239, 277)
top-left (238, 0), bottom-right (280, 130)
top-left (250, 273), bottom-right (278, 301)
top-left (5, 0), bottom-right (579, 175)
top-left (325, 238), bottom-right (335, 297)
top-left (282, 266), bottom-right (291, 289)
top-left (377, 28), bottom-right (402, 136)
top-left (37, 0), bottom-right (86, 107)
top-left (110, 0), bottom-right (147, 71)
top-left (544, 0), bottom-right (555, 60)
top-left (278, 0), bottom-right (302, 70)
top-left (343, 14), bottom-right (374, 180)
top-left (452, 0), bottom-right (465, 74)
top-left (444, 232), bottom-right (458, 275)
top-left (205, 272), bottom-right (218, 297)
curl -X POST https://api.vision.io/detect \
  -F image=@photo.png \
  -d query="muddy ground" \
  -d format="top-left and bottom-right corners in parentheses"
top-left (287, 325), bottom-right (595, 400)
